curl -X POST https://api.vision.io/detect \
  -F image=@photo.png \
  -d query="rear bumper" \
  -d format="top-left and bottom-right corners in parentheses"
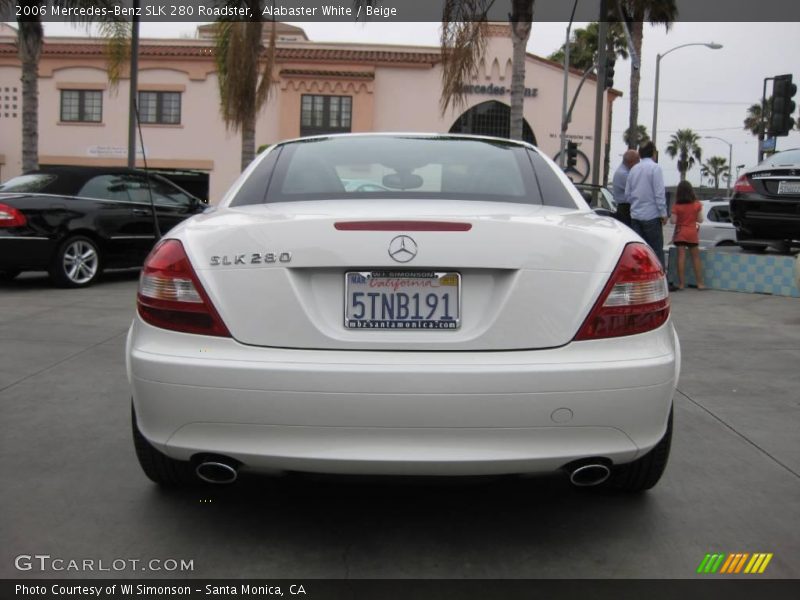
top-left (127, 317), bottom-right (680, 476)
top-left (731, 196), bottom-right (800, 241)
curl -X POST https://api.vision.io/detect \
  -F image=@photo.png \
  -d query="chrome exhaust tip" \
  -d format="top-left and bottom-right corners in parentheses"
top-left (568, 463), bottom-right (611, 487)
top-left (195, 460), bottom-right (238, 484)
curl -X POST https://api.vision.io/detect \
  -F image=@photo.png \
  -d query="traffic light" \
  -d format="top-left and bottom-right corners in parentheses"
top-left (769, 74), bottom-right (797, 137)
top-left (604, 56), bottom-right (616, 89)
top-left (566, 141), bottom-right (578, 169)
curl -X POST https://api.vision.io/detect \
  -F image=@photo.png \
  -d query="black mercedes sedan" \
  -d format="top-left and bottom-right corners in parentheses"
top-left (0, 167), bottom-right (206, 287)
top-left (730, 148), bottom-right (800, 253)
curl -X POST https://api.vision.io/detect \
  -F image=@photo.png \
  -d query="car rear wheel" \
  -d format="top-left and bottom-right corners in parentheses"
top-left (50, 235), bottom-right (102, 288)
top-left (606, 408), bottom-right (672, 493)
top-left (132, 405), bottom-right (196, 486)
top-left (0, 269), bottom-right (21, 282)
top-left (738, 242), bottom-right (768, 253)
top-left (773, 241), bottom-right (792, 254)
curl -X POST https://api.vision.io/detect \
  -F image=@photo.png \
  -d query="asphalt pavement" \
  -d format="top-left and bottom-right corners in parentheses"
top-left (1, 270), bottom-right (798, 579)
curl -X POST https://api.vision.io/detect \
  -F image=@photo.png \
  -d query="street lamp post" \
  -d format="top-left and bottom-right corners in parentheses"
top-left (704, 135), bottom-right (734, 196)
top-left (651, 42), bottom-right (723, 152)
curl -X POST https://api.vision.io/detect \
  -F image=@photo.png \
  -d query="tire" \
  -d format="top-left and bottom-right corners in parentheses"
top-left (49, 235), bottom-right (103, 288)
top-left (772, 241), bottom-right (792, 255)
top-left (0, 269), bottom-right (21, 282)
top-left (606, 408), bottom-right (673, 493)
top-left (738, 242), bottom-right (767, 253)
top-left (132, 405), bottom-right (196, 486)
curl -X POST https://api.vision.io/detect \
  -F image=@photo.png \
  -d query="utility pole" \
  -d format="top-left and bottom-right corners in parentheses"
top-left (758, 77), bottom-right (770, 164)
top-left (127, 0), bottom-right (140, 168)
top-left (559, 0), bottom-right (579, 167)
top-left (591, 0), bottom-right (608, 187)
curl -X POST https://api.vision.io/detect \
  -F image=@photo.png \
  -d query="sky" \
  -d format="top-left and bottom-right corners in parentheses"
top-left (38, 20), bottom-right (800, 188)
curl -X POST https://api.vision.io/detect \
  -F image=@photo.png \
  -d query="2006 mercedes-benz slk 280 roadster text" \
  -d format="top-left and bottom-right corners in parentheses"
top-left (127, 134), bottom-right (680, 492)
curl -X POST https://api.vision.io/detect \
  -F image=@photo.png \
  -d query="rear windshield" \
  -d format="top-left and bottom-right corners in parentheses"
top-left (0, 173), bottom-right (57, 193)
top-left (230, 136), bottom-right (579, 209)
top-left (759, 149), bottom-right (800, 167)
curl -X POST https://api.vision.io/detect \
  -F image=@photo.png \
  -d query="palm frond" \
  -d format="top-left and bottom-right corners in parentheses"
top-left (439, 0), bottom-right (495, 115)
top-left (256, 19), bottom-right (277, 109)
top-left (215, 20), bottom-right (262, 131)
top-left (97, 20), bottom-right (131, 91)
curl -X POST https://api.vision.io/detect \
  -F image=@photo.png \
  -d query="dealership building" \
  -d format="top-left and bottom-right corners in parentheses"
top-left (0, 21), bottom-right (619, 201)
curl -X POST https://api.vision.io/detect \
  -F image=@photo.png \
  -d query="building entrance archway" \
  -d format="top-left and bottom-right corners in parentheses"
top-left (448, 100), bottom-right (536, 145)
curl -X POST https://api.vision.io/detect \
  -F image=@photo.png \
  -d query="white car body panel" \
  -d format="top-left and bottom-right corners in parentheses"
top-left (179, 201), bottom-right (636, 351)
top-left (128, 318), bottom-right (678, 476)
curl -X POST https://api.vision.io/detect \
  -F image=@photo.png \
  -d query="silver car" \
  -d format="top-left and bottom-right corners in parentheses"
top-left (698, 199), bottom-right (736, 248)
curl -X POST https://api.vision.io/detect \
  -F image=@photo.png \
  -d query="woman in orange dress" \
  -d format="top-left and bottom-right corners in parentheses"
top-left (670, 181), bottom-right (705, 290)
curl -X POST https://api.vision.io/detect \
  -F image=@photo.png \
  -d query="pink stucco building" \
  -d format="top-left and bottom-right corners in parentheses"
top-left (0, 22), bottom-right (619, 202)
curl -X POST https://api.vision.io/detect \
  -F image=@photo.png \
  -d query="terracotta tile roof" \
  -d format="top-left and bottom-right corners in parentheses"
top-left (0, 42), bottom-right (440, 65)
top-left (280, 69), bottom-right (374, 79)
top-left (277, 47), bottom-right (439, 64)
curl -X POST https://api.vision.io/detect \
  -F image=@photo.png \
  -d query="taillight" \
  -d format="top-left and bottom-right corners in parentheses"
top-left (733, 175), bottom-right (755, 193)
top-left (137, 239), bottom-right (230, 337)
top-left (575, 243), bottom-right (670, 341)
top-left (0, 203), bottom-right (27, 228)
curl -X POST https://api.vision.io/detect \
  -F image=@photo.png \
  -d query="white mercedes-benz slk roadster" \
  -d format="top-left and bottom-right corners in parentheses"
top-left (126, 134), bottom-right (680, 491)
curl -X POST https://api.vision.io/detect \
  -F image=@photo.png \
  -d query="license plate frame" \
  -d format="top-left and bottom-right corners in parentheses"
top-left (777, 180), bottom-right (800, 194)
top-left (344, 270), bottom-right (461, 330)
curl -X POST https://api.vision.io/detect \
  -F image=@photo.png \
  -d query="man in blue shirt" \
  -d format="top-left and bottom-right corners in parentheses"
top-left (625, 141), bottom-right (668, 267)
top-left (612, 149), bottom-right (639, 227)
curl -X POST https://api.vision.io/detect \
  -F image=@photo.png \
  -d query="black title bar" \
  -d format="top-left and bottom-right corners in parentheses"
top-left (4, 580), bottom-right (800, 600)
top-left (3, 0), bottom-right (800, 23)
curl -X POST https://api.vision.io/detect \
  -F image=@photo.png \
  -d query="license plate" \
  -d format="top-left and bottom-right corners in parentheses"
top-left (777, 180), bottom-right (800, 194)
top-left (344, 271), bottom-right (460, 330)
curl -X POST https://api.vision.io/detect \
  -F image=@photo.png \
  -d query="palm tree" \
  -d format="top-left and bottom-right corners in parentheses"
top-left (701, 156), bottom-right (729, 191)
top-left (618, 0), bottom-right (678, 149)
top-left (214, 14), bottom-right (277, 171)
top-left (438, 0), bottom-right (535, 141)
top-left (623, 124), bottom-right (649, 147)
top-left (548, 21), bottom-right (629, 72)
top-left (743, 100), bottom-right (767, 137)
top-left (12, 19), bottom-right (42, 172)
top-left (743, 97), bottom-right (798, 137)
top-left (665, 129), bottom-right (702, 181)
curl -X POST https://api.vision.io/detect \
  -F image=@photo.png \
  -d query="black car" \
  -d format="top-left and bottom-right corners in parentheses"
top-left (0, 166), bottom-right (206, 287)
top-left (730, 148), bottom-right (800, 253)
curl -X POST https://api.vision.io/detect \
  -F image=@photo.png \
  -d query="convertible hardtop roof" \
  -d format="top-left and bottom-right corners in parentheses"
top-left (23, 166), bottom-right (169, 196)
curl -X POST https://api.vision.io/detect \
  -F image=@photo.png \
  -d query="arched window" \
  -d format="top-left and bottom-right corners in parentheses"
top-left (449, 100), bottom-right (536, 145)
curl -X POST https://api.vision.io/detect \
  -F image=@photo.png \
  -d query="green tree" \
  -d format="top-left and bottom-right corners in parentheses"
top-left (623, 124), bottom-right (650, 147)
top-left (665, 129), bottom-right (703, 181)
top-left (548, 21), bottom-right (629, 71)
top-left (701, 156), bottom-right (729, 190)
top-left (618, 0), bottom-right (679, 149)
top-left (435, 0), bottom-right (535, 141)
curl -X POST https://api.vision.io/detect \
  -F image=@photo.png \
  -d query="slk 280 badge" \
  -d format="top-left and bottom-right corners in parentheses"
top-left (210, 252), bottom-right (292, 266)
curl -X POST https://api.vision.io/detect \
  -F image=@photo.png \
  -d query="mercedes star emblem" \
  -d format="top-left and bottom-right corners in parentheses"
top-left (388, 235), bottom-right (418, 263)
